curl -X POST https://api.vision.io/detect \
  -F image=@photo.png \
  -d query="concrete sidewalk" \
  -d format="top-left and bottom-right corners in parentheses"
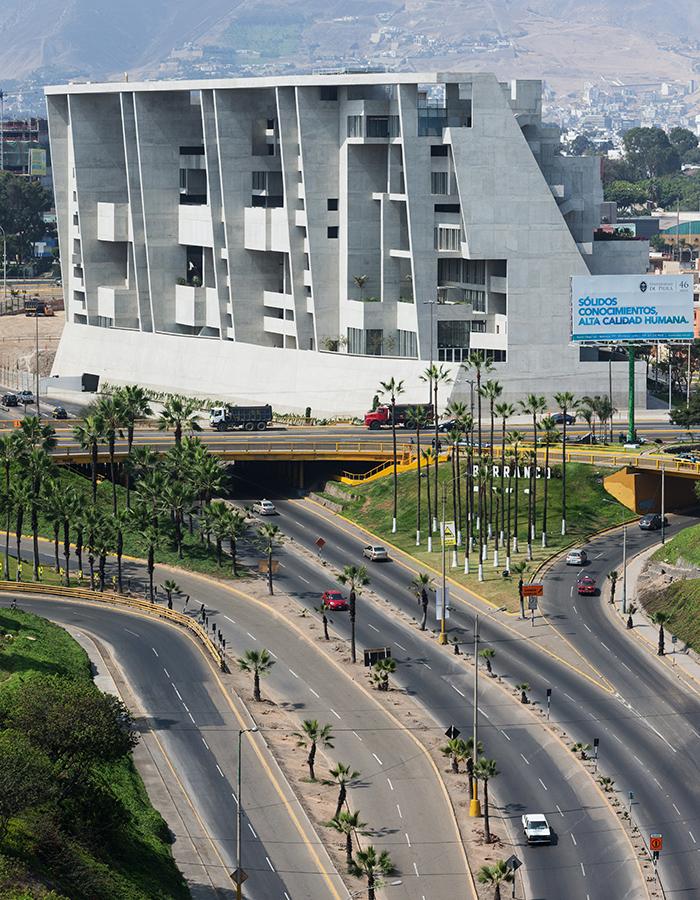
top-left (615, 543), bottom-right (700, 691)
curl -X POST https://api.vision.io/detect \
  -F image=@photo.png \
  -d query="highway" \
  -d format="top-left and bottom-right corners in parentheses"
top-left (6, 547), bottom-right (470, 900)
top-left (5, 594), bottom-right (346, 900)
top-left (260, 494), bottom-right (700, 898)
top-left (543, 518), bottom-right (700, 897)
top-left (227, 495), bottom-right (644, 899)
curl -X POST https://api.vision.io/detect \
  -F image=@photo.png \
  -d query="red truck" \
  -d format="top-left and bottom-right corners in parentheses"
top-left (364, 403), bottom-right (433, 430)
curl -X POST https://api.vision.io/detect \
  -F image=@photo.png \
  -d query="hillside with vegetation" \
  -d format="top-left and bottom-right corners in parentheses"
top-left (0, 607), bottom-right (189, 899)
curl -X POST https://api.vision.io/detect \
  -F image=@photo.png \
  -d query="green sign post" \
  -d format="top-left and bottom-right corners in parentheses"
top-left (627, 346), bottom-right (636, 444)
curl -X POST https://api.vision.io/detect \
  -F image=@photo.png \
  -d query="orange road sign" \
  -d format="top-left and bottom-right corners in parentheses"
top-left (522, 583), bottom-right (544, 597)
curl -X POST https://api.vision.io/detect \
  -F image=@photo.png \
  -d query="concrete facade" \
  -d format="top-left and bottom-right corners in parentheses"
top-left (46, 72), bottom-right (649, 414)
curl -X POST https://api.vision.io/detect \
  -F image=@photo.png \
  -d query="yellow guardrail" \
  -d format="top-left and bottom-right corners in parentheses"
top-left (0, 581), bottom-right (225, 671)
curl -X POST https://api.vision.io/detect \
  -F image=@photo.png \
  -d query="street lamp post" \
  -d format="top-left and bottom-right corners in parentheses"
top-left (661, 468), bottom-right (666, 545)
top-left (469, 613), bottom-right (481, 817)
top-left (439, 486), bottom-right (448, 645)
top-left (236, 726), bottom-right (258, 900)
top-left (423, 299), bottom-right (437, 404)
top-left (0, 224), bottom-right (6, 313)
top-left (35, 312), bottom-right (40, 419)
top-left (621, 526), bottom-right (627, 615)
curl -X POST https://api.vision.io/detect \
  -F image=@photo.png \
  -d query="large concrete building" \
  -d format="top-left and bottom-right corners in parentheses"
top-left (46, 72), bottom-right (648, 414)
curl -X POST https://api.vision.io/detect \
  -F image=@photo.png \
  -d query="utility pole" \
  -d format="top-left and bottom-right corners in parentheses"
top-left (687, 341), bottom-right (692, 408)
top-left (621, 525), bottom-right (628, 615)
top-left (35, 313), bottom-right (40, 419)
top-left (235, 726), bottom-right (258, 900)
top-left (469, 613), bottom-right (481, 817)
top-left (668, 349), bottom-right (673, 411)
top-left (423, 299), bottom-right (436, 405)
top-left (0, 90), bottom-right (4, 173)
top-left (0, 225), bottom-right (6, 313)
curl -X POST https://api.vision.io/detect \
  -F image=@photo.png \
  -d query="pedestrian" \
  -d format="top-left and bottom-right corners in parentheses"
top-left (38, 565), bottom-right (43, 581)
top-left (184, 594), bottom-right (190, 610)
top-left (205, 615), bottom-right (209, 628)
top-left (200, 603), bottom-right (205, 617)
top-left (10, 597), bottom-right (17, 610)
top-left (217, 629), bottom-right (222, 644)
top-left (221, 637), bottom-right (226, 651)
top-left (211, 622), bottom-right (216, 635)
top-left (16, 561), bottom-right (22, 582)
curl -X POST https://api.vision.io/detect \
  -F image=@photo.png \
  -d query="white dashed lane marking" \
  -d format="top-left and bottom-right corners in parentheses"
top-left (373, 753), bottom-right (383, 765)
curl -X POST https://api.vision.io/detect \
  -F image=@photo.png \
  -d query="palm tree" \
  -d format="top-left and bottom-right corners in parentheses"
top-left (18, 416), bottom-right (57, 452)
top-left (481, 379), bottom-right (503, 539)
top-left (157, 395), bottom-right (201, 445)
top-left (73, 413), bottom-right (105, 503)
top-left (506, 430), bottom-right (525, 557)
top-left (237, 648), bottom-right (275, 702)
top-left (463, 351), bottom-right (494, 456)
top-left (511, 561), bottom-right (528, 620)
top-left (495, 402), bottom-right (515, 548)
top-left (0, 433), bottom-right (22, 579)
top-left (41, 479), bottom-right (68, 572)
top-left (295, 719), bottom-right (334, 781)
top-left (96, 395), bottom-right (126, 513)
top-left (421, 363), bottom-right (452, 529)
top-left (370, 657), bottom-right (396, 691)
top-left (81, 505), bottom-right (104, 589)
top-left (113, 508), bottom-right (129, 592)
top-left (554, 392), bottom-right (579, 535)
top-left (464, 735), bottom-right (483, 800)
top-left (130, 505), bottom-right (159, 600)
top-left (163, 480), bottom-right (196, 559)
top-left (579, 402), bottom-right (594, 441)
top-left (378, 378), bottom-right (405, 534)
top-left (477, 860), bottom-right (513, 900)
top-left (516, 682), bottom-right (530, 704)
top-left (406, 406), bottom-right (430, 546)
top-left (192, 453), bottom-right (227, 506)
top-left (607, 570), bottom-right (619, 605)
top-left (93, 516), bottom-right (115, 591)
top-left (161, 578), bottom-right (180, 606)
top-left (327, 810), bottom-right (367, 871)
top-left (446, 399), bottom-right (469, 537)
top-left (330, 762), bottom-right (360, 819)
top-left (115, 386), bottom-right (152, 509)
top-left (257, 523), bottom-right (282, 595)
top-left (351, 846), bottom-right (394, 900)
top-left (136, 468), bottom-right (169, 528)
top-left (338, 564), bottom-right (369, 663)
top-left (225, 507), bottom-right (248, 577)
top-left (440, 737), bottom-right (468, 774)
top-left (411, 572), bottom-right (434, 631)
top-left (519, 394), bottom-right (546, 557)
top-left (572, 741), bottom-right (591, 760)
top-left (12, 479), bottom-right (31, 573)
top-left (26, 447), bottom-right (54, 580)
top-left (125, 444), bottom-right (158, 496)
top-left (447, 426), bottom-right (463, 553)
top-left (537, 416), bottom-right (560, 548)
top-left (650, 611), bottom-right (671, 655)
top-left (352, 274), bottom-right (368, 300)
top-left (474, 757), bottom-right (499, 843)
top-left (479, 647), bottom-right (496, 676)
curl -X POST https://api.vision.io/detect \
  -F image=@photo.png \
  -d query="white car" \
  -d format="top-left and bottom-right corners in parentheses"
top-left (252, 499), bottom-right (277, 516)
top-left (565, 548), bottom-right (588, 566)
top-left (363, 544), bottom-right (389, 562)
top-left (522, 813), bottom-right (552, 844)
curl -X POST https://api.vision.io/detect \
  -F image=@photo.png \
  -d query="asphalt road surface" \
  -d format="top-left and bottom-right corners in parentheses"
top-left (4, 595), bottom-right (346, 900)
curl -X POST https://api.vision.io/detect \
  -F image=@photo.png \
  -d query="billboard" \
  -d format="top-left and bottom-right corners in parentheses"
top-left (570, 274), bottom-right (693, 342)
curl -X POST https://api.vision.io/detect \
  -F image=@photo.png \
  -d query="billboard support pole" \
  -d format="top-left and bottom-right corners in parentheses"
top-left (627, 347), bottom-right (636, 444)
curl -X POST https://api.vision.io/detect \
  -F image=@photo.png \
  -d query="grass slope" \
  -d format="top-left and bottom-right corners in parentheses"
top-left (0, 608), bottom-right (189, 900)
top-left (648, 524), bottom-right (700, 650)
top-left (7, 468), bottom-right (241, 583)
top-left (322, 461), bottom-right (633, 609)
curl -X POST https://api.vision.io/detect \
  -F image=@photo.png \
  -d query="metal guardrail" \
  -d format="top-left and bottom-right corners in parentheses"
top-left (0, 581), bottom-right (226, 671)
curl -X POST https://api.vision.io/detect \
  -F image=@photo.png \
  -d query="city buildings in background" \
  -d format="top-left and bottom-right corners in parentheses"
top-left (46, 71), bottom-right (649, 413)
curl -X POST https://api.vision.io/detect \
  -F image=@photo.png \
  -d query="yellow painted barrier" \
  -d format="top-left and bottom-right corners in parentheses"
top-left (0, 581), bottom-right (224, 670)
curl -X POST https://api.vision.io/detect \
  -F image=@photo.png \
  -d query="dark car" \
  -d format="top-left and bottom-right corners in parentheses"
top-left (1, 393), bottom-right (18, 407)
top-left (551, 412), bottom-right (576, 426)
top-left (437, 418), bottom-right (458, 433)
top-left (639, 514), bottom-right (669, 531)
top-left (52, 406), bottom-right (68, 420)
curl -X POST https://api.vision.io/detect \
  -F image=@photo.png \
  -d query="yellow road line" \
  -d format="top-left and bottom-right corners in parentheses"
top-left (6, 587), bottom-right (344, 900)
top-left (300, 497), bottom-right (615, 695)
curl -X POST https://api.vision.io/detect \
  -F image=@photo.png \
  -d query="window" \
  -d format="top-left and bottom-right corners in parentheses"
top-left (179, 145), bottom-right (205, 156)
top-left (347, 115), bottom-right (363, 138)
top-left (365, 116), bottom-right (400, 138)
top-left (467, 290), bottom-right (486, 312)
top-left (398, 330), bottom-right (418, 358)
top-left (366, 329), bottom-right (383, 356)
top-left (471, 320), bottom-right (486, 333)
top-left (436, 225), bottom-right (461, 252)
top-left (327, 226), bottom-right (339, 239)
top-left (347, 327), bottom-right (364, 355)
top-left (435, 203), bottom-right (460, 213)
top-left (438, 258), bottom-right (486, 285)
top-left (266, 118), bottom-right (275, 130)
top-left (438, 320), bottom-right (470, 348)
top-left (431, 171), bottom-right (449, 195)
top-left (327, 198), bottom-right (338, 211)
top-left (320, 86), bottom-right (338, 101)
top-left (431, 145), bottom-right (449, 156)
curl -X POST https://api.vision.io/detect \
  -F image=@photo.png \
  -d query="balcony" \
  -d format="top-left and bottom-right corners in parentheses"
top-left (263, 315), bottom-right (296, 337)
top-left (178, 205), bottom-right (213, 248)
top-left (263, 290), bottom-right (294, 312)
top-left (244, 206), bottom-right (289, 253)
top-left (489, 275), bottom-right (507, 294)
top-left (97, 286), bottom-right (138, 326)
top-left (97, 202), bottom-right (130, 242)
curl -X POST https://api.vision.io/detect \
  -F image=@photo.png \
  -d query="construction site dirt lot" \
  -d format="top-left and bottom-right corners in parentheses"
top-left (0, 309), bottom-right (65, 377)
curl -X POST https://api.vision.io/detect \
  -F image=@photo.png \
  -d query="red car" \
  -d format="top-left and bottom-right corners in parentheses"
top-left (321, 590), bottom-right (348, 611)
top-left (577, 574), bottom-right (597, 596)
